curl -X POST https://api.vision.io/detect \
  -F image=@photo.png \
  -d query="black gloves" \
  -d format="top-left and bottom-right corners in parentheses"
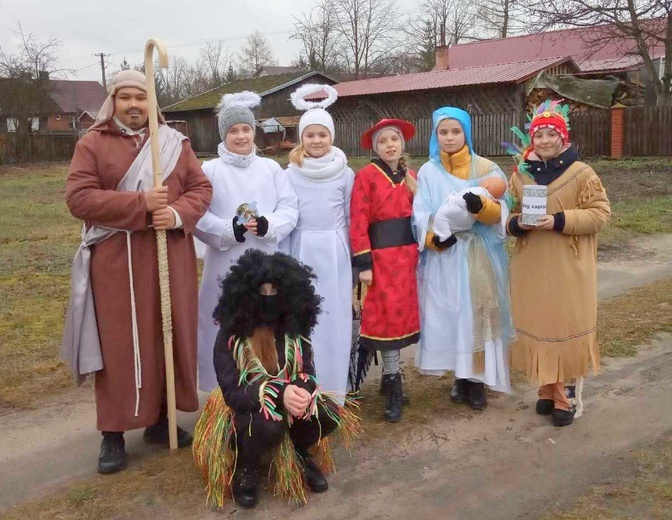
top-left (233, 216), bottom-right (269, 241)
top-left (553, 211), bottom-right (566, 232)
top-left (507, 215), bottom-right (528, 237)
top-left (432, 233), bottom-right (457, 250)
top-left (463, 192), bottom-right (483, 214)
top-left (256, 216), bottom-right (269, 237)
top-left (233, 216), bottom-right (247, 243)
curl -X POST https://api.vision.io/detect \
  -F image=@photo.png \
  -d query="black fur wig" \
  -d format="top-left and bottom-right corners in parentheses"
top-left (213, 249), bottom-right (322, 339)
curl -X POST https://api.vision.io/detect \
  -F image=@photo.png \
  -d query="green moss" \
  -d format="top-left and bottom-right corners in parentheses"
top-left (163, 71), bottom-right (314, 112)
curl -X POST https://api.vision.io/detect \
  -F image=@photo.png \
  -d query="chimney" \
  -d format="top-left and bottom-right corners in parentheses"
top-left (432, 46), bottom-right (450, 71)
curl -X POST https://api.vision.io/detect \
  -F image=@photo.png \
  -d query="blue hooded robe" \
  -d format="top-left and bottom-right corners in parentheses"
top-left (412, 107), bottom-right (515, 391)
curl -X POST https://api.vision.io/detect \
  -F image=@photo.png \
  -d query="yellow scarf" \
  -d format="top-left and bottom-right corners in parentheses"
top-left (440, 145), bottom-right (471, 180)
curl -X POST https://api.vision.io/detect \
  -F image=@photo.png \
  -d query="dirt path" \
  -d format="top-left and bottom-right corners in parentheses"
top-left (2, 235), bottom-right (672, 518)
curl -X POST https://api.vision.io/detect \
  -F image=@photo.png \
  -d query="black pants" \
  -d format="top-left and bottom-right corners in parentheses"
top-left (233, 404), bottom-right (338, 465)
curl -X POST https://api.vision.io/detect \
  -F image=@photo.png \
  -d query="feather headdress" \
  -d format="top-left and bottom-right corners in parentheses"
top-left (502, 100), bottom-right (571, 178)
top-left (290, 84), bottom-right (338, 111)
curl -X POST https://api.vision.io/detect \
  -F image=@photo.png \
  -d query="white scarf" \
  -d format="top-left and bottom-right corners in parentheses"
top-left (218, 142), bottom-right (257, 168)
top-left (113, 116), bottom-right (146, 136)
top-left (288, 146), bottom-right (348, 182)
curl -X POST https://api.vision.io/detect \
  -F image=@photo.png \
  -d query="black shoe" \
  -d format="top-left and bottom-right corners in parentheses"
top-left (552, 408), bottom-right (575, 427)
top-left (383, 373), bottom-right (403, 423)
top-left (450, 379), bottom-right (469, 404)
top-left (536, 399), bottom-right (554, 416)
top-left (98, 432), bottom-right (127, 474)
top-left (232, 462), bottom-right (260, 509)
top-left (379, 374), bottom-right (411, 406)
top-left (298, 454), bottom-right (329, 493)
top-left (467, 382), bottom-right (487, 410)
top-left (143, 416), bottom-right (193, 448)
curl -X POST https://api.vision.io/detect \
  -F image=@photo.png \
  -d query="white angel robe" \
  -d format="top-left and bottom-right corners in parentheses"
top-left (412, 158), bottom-right (514, 393)
top-left (195, 155), bottom-right (298, 392)
top-left (282, 158), bottom-right (355, 397)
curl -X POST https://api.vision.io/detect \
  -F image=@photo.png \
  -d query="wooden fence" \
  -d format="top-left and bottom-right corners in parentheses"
top-left (570, 110), bottom-right (611, 157)
top-left (334, 107), bottom-right (672, 159)
top-left (624, 106), bottom-right (672, 156)
top-left (335, 112), bottom-right (526, 158)
top-left (0, 132), bottom-right (79, 164)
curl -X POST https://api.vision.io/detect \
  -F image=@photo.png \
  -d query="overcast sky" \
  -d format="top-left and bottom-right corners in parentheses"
top-left (0, 0), bottom-right (419, 85)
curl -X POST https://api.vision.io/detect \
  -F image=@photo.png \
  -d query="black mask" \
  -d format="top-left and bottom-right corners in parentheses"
top-left (259, 295), bottom-right (279, 326)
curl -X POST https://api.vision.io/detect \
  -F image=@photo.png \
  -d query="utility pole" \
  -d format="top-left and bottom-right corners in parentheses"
top-left (93, 52), bottom-right (110, 89)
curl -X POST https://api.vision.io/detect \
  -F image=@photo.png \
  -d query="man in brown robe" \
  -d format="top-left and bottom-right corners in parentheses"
top-left (64, 70), bottom-right (212, 474)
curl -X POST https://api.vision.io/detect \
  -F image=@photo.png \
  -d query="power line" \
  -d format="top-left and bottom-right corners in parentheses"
top-left (93, 52), bottom-right (110, 89)
top-left (74, 61), bottom-right (101, 72)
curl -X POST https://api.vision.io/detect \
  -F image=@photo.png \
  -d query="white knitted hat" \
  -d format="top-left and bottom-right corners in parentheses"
top-left (290, 84), bottom-right (338, 143)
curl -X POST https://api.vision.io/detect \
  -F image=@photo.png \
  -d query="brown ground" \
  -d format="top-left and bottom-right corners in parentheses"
top-left (2, 237), bottom-right (672, 519)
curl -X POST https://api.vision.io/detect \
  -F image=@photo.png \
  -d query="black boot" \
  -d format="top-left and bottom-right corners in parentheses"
top-left (379, 374), bottom-right (411, 406)
top-left (297, 452), bottom-right (329, 493)
top-left (383, 373), bottom-right (403, 423)
top-left (232, 462), bottom-right (260, 508)
top-left (536, 399), bottom-right (554, 415)
top-left (467, 382), bottom-right (487, 411)
top-left (143, 416), bottom-right (193, 448)
top-left (450, 378), bottom-right (469, 404)
top-left (98, 432), bottom-right (127, 474)
top-left (552, 408), bottom-right (575, 427)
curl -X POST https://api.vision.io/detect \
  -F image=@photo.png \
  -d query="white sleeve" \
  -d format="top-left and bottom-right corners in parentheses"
top-left (192, 161), bottom-right (240, 251)
top-left (168, 206), bottom-right (183, 229)
top-left (194, 212), bottom-right (238, 250)
top-left (260, 162), bottom-right (298, 244)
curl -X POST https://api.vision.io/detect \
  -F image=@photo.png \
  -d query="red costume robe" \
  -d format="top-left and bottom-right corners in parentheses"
top-left (349, 160), bottom-right (420, 351)
top-left (66, 122), bottom-right (212, 431)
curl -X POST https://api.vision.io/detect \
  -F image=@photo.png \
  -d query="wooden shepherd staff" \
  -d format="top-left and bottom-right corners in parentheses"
top-left (144, 38), bottom-right (178, 450)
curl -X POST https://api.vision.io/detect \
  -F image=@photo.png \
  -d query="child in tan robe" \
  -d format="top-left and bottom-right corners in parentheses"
top-left (507, 101), bottom-right (611, 427)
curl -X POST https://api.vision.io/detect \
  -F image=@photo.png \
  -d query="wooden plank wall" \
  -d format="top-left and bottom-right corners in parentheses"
top-left (624, 106), bottom-right (672, 157)
top-left (571, 110), bottom-right (611, 157)
top-left (334, 113), bottom-right (525, 157)
top-left (0, 133), bottom-right (79, 164)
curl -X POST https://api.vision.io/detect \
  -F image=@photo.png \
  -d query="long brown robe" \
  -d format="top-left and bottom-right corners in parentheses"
top-left (66, 122), bottom-right (212, 432)
top-left (507, 162), bottom-right (611, 386)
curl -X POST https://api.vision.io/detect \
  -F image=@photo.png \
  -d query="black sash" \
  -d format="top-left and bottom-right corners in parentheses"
top-left (368, 217), bottom-right (415, 250)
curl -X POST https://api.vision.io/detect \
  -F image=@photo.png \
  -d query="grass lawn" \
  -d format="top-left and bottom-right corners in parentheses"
top-left (0, 163), bottom-right (79, 408)
top-left (0, 157), bottom-right (671, 410)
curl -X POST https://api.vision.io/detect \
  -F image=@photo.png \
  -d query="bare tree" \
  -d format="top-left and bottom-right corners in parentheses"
top-left (0, 23), bottom-right (73, 158)
top-left (199, 40), bottom-right (231, 85)
top-left (237, 31), bottom-right (277, 78)
top-left (476, 0), bottom-right (525, 38)
top-left (525, 0), bottom-right (671, 105)
top-left (405, 0), bottom-right (476, 71)
top-left (332, 0), bottom-right (401, 79)
top-left (225, 64), bottom-right (237, 83)
top-left (291, 0), bottom-right (342, 72)
top-left (160, 56), bottom-right (194, 107)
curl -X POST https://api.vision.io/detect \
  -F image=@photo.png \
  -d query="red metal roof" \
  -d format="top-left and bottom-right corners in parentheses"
top-left (445, 21), bottom-right (665, 72)
top-left (324, 57), bottom-right (573, 98)
top-left (49, 80), bottom-right (107, 114)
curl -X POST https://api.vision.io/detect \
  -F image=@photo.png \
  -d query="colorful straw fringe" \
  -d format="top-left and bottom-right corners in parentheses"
top-left (192, 335), bottom-right (361, 509)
